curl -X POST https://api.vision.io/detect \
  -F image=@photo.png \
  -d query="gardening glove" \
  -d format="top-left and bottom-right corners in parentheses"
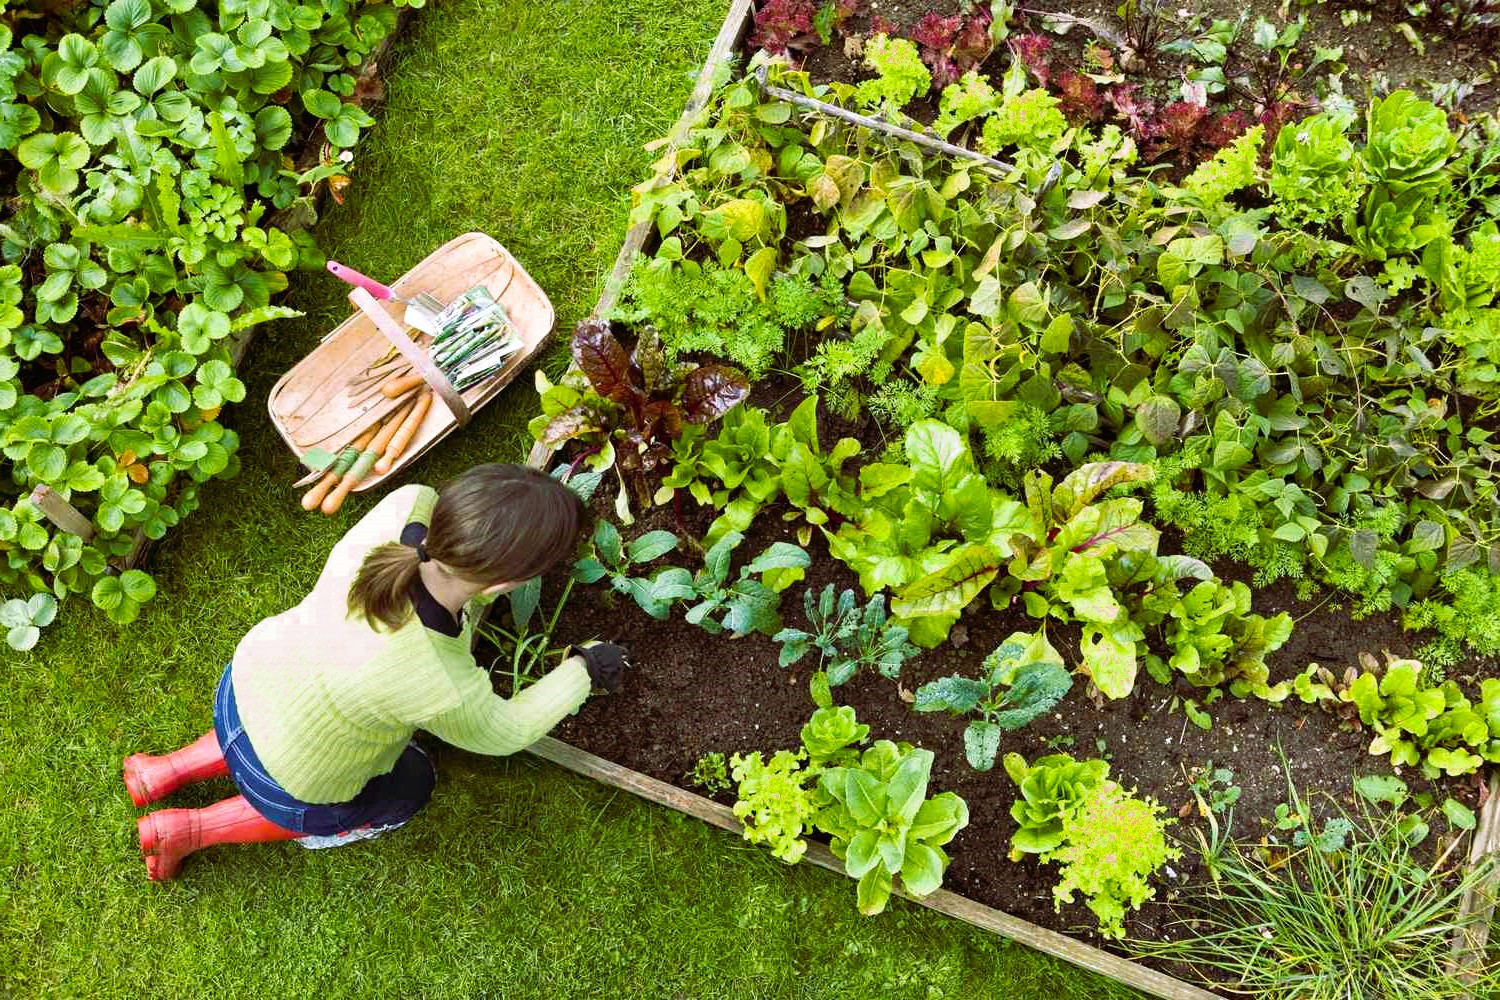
top-left (576, 642), bottom-right (629, 694)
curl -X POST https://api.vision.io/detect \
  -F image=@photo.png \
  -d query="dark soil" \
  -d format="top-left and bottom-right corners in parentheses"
top-left (477, 382), bottom-right (1493, 977)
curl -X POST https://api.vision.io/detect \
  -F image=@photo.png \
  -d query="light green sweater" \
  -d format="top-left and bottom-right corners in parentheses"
top-left (230, 483), bottom-right (592, 803)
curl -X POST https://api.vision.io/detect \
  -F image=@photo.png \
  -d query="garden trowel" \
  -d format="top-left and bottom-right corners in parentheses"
top-left (326, 260), bottom-right (444, 335)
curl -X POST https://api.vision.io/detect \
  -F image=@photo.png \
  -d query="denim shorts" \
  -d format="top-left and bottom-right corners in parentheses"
top-left (213, 664), bottom-right (435, 836)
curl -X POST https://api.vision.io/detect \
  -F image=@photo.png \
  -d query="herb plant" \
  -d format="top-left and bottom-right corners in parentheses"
top-left (1138, 777), bottom-right (1499, 999)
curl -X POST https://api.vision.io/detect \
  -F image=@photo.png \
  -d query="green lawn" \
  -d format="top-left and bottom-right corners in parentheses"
top-left (0, 2), bottom-right (1145, 996)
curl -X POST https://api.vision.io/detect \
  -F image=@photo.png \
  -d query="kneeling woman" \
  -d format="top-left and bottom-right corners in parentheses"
top-left (123, 464), bottom-right (624, 879)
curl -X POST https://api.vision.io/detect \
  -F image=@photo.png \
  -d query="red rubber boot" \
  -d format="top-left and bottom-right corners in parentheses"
top-left (137, 795), bottom-right (299, 881)
top-left (123, 731), bottom-right (230, 808)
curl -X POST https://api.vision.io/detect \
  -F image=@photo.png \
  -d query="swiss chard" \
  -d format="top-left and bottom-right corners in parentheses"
top-left (829, 419), bottom-right (1030, 647)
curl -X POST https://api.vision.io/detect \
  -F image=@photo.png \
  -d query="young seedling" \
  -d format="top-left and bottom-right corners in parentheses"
top-left (573, 519), bottom-right (688, 620)
top-left (681, 532), bottom-right (796, 637)
top-left (685, 751), bottom-right (731, 795)
top-left (773, 584), bottom-right (918, 686)
top-left (1184, 761), bottom-right (1241, 818)
top-left (913, 630), bottom-right (1073, 770)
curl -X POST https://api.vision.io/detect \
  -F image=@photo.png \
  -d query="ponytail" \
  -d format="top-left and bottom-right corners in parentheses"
top-left (348, 541), bottom-right (424, 631)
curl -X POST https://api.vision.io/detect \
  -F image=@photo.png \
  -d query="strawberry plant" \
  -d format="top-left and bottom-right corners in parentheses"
top-left (0, 0), bottom-right (413, 637)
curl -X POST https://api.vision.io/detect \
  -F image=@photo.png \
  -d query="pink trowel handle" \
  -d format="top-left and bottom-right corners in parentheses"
top-left (326, 260), bottom-right (397, 301)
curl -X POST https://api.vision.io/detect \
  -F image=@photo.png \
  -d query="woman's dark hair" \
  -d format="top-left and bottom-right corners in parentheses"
top-left (348, 465), bottom-right (585, 630)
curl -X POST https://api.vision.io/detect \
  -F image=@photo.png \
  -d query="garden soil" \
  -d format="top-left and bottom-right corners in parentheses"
top-left (477, 387), bottom-right (1492, 971)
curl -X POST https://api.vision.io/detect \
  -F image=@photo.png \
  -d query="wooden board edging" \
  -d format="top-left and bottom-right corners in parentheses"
top-left (1450, 769), bottom-right (1500, 996)
top-left (526, 0), bottom-right (755, 471)
top-left (525, 735), bottom-right (1224, 1000)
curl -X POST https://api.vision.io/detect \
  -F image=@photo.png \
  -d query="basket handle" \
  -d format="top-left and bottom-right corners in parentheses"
top-left (348, 288), bottom-right (470, 427)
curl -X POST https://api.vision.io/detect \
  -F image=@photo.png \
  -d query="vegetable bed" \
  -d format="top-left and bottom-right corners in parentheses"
top-left (478, 0), bottom-right (1500, 995)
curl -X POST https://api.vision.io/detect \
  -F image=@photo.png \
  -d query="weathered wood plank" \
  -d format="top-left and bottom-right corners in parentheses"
top-left (525, 735), bottom-right (1224, 1000)
top-left (526, 0), bottom-right (755, 471)
top-left (1450, 769), bottom-right (1500, 995)
top-left (28, 485), bottom-right (96, 541)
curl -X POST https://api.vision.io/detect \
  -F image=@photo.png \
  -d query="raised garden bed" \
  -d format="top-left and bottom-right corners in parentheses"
top-left (485, 0), bottom-right (1500, 995)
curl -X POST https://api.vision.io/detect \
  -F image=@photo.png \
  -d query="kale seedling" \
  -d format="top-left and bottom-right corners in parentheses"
top-left (773, 584), bottom-right (918, 686)
top-left (681, 532), bottom-right (800, 637)
top-left (572, 520), bottom-right (687, 620)
top-left (1185, 761), bottom-right (1241, 817)
top-left (914, 629), bottom-right (1073, 771)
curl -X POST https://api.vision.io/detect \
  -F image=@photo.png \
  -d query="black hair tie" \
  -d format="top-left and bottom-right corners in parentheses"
top-left (415, 541), bottom-right (430, 563)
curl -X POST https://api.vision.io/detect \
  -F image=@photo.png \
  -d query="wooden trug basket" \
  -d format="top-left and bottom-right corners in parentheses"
top-left (268, 232), bottom-right (554, 492)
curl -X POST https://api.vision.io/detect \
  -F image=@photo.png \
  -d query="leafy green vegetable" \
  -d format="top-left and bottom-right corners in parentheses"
top-left (855, 34), bottom-right (931, 114)
top-left (829, 420), bottom-right (1029, 647)
top-left (731, 749), bottom-right (819, 863)
top-left (571, 520), bottom-right (688, 620)
top-left (1270, 111), bottom-right (1367, 229)
top-left (680, 532), bottom-right (784, 637)
top-left (815, 740), bottom-right (970, 915)
top-left (914, 630), bottom-right (1073, 770)
top-left (773, 584), bottom-right (918, 686)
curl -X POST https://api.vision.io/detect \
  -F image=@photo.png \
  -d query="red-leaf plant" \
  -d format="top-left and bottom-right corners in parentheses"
top-left (550, 319), bottom-right (750, 504)
top-left (909, 9), bottom-right (996, 89)
top-left (751, 0), bottom-right (862, 55)
top-left (1009, 33), bottom-right (1250, 168)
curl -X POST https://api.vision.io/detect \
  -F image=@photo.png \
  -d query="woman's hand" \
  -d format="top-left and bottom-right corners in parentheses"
top-left (576, 642), bottom-right (629, 693)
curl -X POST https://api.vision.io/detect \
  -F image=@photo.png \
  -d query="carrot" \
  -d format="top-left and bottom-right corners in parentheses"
top-left (301, 424), bottom-right (379, 511)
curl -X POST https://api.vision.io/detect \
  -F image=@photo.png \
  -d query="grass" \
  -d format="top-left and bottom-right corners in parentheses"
top-left (0, 2), bottom-right (1147, 996)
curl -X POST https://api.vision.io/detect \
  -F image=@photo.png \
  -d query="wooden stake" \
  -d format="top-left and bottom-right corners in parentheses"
top-left (1450, 769), bottom-right (1500, 996)
top-left (28, 485), bottom-right (95, 541)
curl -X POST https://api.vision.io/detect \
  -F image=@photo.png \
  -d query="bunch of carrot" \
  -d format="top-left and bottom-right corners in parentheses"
top-left (300, 389), bottom-right (433, 515)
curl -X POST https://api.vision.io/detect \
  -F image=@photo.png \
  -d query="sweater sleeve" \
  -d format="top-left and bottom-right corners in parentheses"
top-left (420, 655), bottom-right (592, 755)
